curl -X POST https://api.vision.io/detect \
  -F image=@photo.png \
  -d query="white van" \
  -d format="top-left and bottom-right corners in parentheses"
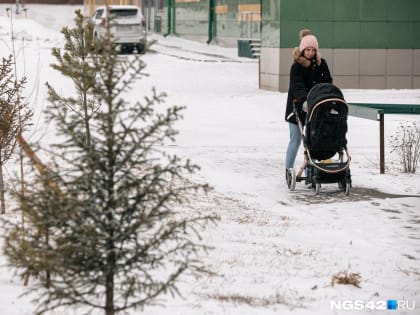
top-left (92, 5), bottom-right (145, 53)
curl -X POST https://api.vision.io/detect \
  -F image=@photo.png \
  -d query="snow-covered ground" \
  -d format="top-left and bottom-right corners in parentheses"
top-left (0, 4), bottom-right (419, 315)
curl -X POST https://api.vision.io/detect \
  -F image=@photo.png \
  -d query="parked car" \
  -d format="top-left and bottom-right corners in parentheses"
top-left (91, 5), bottom-right (146, 53)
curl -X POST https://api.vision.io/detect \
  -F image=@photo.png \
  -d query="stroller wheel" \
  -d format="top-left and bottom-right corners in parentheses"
top-left (338, 179), bottom-right (351, 195)
top-left (312, 182), bottom-right (321, 195)
top-left (343, 181), bottom-right (350, 196)
top-left (286, 168), bottom-right (296, 191)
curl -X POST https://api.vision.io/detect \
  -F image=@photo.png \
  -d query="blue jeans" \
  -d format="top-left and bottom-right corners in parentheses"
top-left (285, 123), bottom-right (301, 169)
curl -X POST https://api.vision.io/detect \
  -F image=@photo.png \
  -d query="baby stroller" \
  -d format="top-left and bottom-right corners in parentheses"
top-left (286, 83), bottom-right (351, 195)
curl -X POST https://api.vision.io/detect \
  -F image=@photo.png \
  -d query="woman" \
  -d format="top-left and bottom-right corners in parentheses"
top-left (284, 29), bottom-right (332, 180)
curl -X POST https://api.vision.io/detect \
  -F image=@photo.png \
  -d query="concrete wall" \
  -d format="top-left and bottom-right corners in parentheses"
top-left (260, 48), bottom-right (420, 91)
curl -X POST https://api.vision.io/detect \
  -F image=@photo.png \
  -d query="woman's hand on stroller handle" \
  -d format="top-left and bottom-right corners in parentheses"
top-left (293, 99), bottom-right (307, 113)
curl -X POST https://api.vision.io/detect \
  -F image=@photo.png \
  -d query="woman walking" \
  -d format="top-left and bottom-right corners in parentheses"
top-left (284, 29), bottom-right (332, 180)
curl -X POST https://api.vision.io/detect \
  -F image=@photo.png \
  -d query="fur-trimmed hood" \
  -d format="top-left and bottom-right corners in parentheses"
top-left (293, 47), bottom-right (321, 68)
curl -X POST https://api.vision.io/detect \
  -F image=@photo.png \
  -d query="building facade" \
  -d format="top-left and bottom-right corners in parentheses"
top-left (9, 0), bottom-right (420, 90)
top-left (260, 0), bottom-right (420, 91)
top-left (149, 0), bottom-right (420, 91)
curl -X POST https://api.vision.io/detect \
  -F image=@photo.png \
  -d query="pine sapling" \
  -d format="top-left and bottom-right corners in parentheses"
top-left (3, 11), bottom-right (217, 315)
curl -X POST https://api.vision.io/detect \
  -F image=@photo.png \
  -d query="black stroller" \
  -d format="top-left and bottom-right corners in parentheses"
top-left (286, 83), bottom-right (352, 195)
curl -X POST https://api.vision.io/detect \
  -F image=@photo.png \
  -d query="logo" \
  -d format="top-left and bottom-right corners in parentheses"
top-left (388, 300), bottom-right (398, 310)
top-left (330, 299), bottom-right (416, 311)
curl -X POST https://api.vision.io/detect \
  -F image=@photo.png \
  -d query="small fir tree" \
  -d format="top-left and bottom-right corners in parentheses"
top-left (3, 11), bottom-right (216, 315)
top-left (46, 10), bottom-right (98, 147)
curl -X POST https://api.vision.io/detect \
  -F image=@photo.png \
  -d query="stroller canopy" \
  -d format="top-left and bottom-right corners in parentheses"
top-left (304, 83), bottom-right (348, 160)
top-left (307, 83), bottom-right (344, 110)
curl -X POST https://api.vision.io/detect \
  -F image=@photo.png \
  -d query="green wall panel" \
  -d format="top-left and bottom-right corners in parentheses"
top-left (334, 0), bottom-right (360, 21)
top-left (414, 22), bottom-right (420, 47)
top-left (386, 0), bottom-right (420, 21)
top-left (359, 22), bottom-right (386, 48)
top-left (310, 0), bottom-right (334, 21)
top-left (279, 21), bottom-right (334, 49)
top-left (386, 22), bottom-right (414, 49)
top-left (411, 0), bottom-right (420, 20)
top-left (334, 22), bottom-right (360, 48)
top-left (280, 20), bottom-right (304, 47)
top-left (280, 0), bottom-right (306, 21)
top-left (309, 22), bottom-right (334, 48)
top-left (360, 0), bottom-right (386, 21)
top-left (269, 0), bottom-right (420, 48)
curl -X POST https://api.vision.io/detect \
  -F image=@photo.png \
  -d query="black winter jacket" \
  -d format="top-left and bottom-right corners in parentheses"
top-left (285, 47), bottom-right (332, 124)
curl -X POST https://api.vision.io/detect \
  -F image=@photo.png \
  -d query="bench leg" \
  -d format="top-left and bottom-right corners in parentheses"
top-left (379, 112), bottom-right (385, 174)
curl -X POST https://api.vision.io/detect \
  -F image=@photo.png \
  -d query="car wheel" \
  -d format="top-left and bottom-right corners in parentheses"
top-left (136, 43), bottom-right (145, 54)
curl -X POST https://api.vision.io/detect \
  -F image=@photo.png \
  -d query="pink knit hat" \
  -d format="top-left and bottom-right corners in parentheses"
top-left (299, 29), bottom-right (319, 53)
